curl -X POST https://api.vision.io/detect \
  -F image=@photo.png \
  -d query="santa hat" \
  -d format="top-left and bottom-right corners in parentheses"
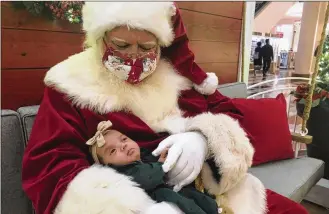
top-left (82, 2), bottom-right (218, 95)
top-left (82, 2), bottom-right (176, 47)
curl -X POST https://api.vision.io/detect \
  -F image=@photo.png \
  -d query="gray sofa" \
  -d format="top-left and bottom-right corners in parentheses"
top-left (1, 82), bottom-right (325, 214)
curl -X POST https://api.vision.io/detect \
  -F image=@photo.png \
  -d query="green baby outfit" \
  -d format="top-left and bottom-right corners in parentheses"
top-left (111, 149), bottom-right (218, 214)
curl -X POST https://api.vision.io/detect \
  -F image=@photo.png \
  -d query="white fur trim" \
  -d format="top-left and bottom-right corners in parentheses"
top-left (202, 168), bottom-right (266, 214)
top-left (54, 165), bottom-right (154, 214)
top-left (193, 72), bottom-right (219, 95)
top-left (82, 2), bottom-right (176, 47)
top-left (225, 173), bottom-right (267, 214)
top-left (149, 112), bottom-right (188, 134)
top-left (44, 48), bottom-right (192, 126)
top-left (186, 112), bottom-right (255, 195)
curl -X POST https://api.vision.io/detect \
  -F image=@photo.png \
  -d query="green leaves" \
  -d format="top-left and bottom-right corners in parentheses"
top-left (318, 35), bottom-right (329, 89)
top-left (297, 98), bottom-right (321, 108)
top-left (299, 98), bottom-right (306, 105)
top-left (312, 99), bottom-right (320, 107)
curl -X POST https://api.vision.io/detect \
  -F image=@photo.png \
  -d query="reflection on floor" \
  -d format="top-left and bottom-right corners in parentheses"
top-left (248, 69), bottom-right (307, 97)
top-left (248, 69), bottom-right (329, 214)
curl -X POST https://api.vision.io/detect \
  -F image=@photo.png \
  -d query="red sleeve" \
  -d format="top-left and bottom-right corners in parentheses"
top-left (22, 87), bottom-right (90, 214)
top-left (161, 3), bottom-right (208, 85)
top-left (206, 90), bottom-right (256, 142)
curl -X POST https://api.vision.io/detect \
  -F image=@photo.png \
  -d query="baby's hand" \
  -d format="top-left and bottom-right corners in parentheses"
top-left (158, 148), bottom-right (168, 163)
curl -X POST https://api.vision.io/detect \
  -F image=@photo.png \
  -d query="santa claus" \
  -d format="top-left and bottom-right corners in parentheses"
top-left (22, 2), bottom-right (308, 214)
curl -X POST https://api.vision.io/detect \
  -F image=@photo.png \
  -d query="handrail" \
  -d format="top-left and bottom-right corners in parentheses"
top-left (247, 84), bottom-right (306, 157)
top-left (247, 86), bottom-right (296, 99)
top-left (247, 77), bottom-right (311, 90)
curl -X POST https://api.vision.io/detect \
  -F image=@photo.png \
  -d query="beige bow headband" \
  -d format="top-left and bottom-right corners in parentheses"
top-left (86, 120), bottom-right (113, 164)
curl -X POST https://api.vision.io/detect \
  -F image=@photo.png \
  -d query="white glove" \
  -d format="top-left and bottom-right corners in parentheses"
top-left (152, 132), bottom-right (208, 192)
top-left (143, 202), bottom-right (183, 214)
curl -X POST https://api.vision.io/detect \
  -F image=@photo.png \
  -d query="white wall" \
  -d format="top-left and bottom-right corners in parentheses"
top-left (275, 24), bottom-right (294, 51)
top-left (254, 2), bottom-right (295, 33)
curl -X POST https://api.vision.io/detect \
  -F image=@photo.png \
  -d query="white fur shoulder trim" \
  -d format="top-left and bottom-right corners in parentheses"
top-left (45, 49), bottom-right (192, 125)
top-left (54, 165), bottom-right (154, 214)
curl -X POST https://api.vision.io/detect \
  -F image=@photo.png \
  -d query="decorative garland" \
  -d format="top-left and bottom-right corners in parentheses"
top-left (12, 1), bottom-right (84, 24)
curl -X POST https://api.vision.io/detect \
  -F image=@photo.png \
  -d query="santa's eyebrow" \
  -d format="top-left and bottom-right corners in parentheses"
top-left (112, 37), bottom-right (128, 43)
top-left (111, 37), bottom-right (157, 46)
top-left (139, 41), bottom-right (157, 46)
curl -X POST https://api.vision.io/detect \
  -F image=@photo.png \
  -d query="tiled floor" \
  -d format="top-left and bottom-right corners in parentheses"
top-left (248, 69), bottom-right (307, 98)
top-left (248, 68), bottom-right (329, 214)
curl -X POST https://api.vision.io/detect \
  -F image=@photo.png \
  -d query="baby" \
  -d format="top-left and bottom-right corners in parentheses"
top-left (86, 120), bottom-right (219, 214)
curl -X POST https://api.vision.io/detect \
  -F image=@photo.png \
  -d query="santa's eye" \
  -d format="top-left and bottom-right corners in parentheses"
top-left (110, 149), bottom-right (116, 155)
top-left (116, 44), bottom-right (130, 49)
top-left (111, 40), bottom-right (130, 49)
top-left (139, 43), bottom-right (156, 52)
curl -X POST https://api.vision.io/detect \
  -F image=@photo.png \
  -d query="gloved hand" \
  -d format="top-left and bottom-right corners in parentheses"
top-left (143, 202), bottom-right (183, 214)
top-left (152, 132), bottom-right (208, 192)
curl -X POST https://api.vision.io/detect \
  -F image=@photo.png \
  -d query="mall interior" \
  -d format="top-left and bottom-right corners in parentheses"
top-left (246, 2), bottom-right (329, 213)
top-left (1, 1), bottom-right (329, 214)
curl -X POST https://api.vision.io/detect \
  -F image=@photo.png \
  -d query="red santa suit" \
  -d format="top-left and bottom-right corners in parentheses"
top-left (22, 2), bottom-right (308, 214)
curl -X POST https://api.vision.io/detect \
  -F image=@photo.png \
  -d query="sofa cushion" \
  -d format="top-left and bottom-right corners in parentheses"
top-left (230, 93), bottom-right (294, 165)
top-left (1, 110), bottom-right (33, 214)
top-left (17, 106), bottom-right (40, 145)
top-left (249, 157), bottom-right (325, 202)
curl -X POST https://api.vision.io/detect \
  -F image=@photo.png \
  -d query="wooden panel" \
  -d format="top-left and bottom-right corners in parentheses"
top-left (184, 25), bottom-right (240, 42)
top-left (1, 69), bottom-right (47, 110)
top-left (1, 3), bottom-right (82, 33)
top-left (180, 10), bottom-right (242, 30)
top-left (1, 29), bottom-right (84, 69)
top-left (189, 41), bottom-right (239, 63)
top-left (180, 10), bottom-right (241, 42)
top-left (198, 63), bottom-right (238, 84)
top-left (177, 2), bottom-right (244, 19)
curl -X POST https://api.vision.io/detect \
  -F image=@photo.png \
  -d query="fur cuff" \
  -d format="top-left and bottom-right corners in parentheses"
top-left (186, 112), bottom-right (254, 195)
top-left (193, 73), bottom-right (218, 95)
top-left (219, 173), bottom-right (267, 214)
top-left (54, 165), bottom-right (154, 214)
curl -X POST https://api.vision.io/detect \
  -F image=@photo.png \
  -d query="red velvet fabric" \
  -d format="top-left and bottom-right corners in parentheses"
top-left (22, 5), bottom-right (307, 214)
top-left (22, 88), bottom-right (307, 214)
top-left (266, 189), bottom-right (308, 214)
top-left (161, 2), bottom-right (208, 85)
top-left (224, 94), bottom-right (294, 165)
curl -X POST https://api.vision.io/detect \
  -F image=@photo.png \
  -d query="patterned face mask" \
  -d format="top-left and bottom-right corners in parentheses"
top-left (102, 40), bottom-right (158, 84)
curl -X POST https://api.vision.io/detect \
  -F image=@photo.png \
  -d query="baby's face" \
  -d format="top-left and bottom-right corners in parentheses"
top-left (96, 130), bottom-right (141, 165)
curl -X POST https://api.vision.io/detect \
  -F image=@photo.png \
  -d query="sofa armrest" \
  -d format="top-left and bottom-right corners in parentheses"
top-left (291, 132), bottom-right (313, 144)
